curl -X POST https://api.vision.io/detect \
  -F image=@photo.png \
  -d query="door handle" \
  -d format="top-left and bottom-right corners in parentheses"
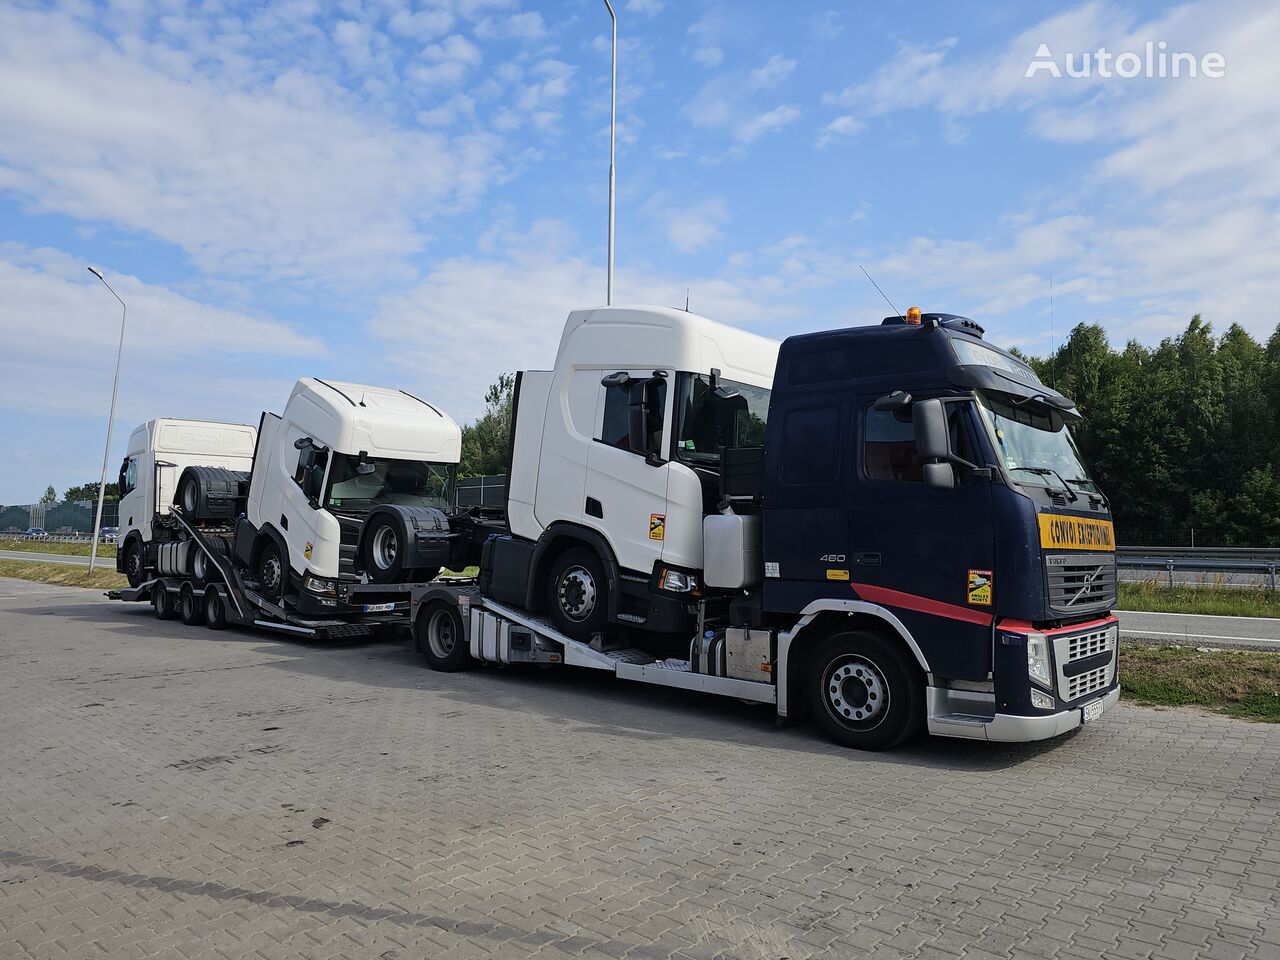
top-left (280, 514), bottom-right (288, 531)
top-left (853, 552), bottom-right (881, 565)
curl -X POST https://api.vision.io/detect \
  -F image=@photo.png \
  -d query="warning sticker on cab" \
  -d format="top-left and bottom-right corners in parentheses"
top-left (967, 570), bottom-right (993, 606)
top-left (649, 514), bottom-right (665, 541)
top-left (1038, 514), bottom-right (1115, 552)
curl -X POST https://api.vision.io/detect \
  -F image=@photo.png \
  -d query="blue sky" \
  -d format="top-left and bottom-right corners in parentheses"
top-left (1, 0), bottom-right (1276, 503)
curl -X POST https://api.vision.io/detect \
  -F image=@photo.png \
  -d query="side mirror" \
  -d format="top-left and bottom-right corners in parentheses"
top-left (601, 371), bottom-right (630, 389)
top-left (913, 399), bottom-right (950, 461)
top-left (356, 461), bottom-right (377, 476)
top-left (923, 462), bottom-right (955, 490)
top-left (709, 367), bottom-right (740, 401)
top-left (294, 436), bottom-right (313, 450)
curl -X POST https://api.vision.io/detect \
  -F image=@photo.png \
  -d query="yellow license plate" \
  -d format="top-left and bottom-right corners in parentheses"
top-left (1038, 514), bottom-right (1115, 552)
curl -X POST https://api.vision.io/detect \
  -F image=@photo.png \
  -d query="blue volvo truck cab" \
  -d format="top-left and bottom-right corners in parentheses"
top-left (755, 312), bottom-right (1120, 749)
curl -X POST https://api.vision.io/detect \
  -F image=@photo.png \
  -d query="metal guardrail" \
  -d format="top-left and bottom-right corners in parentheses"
top-left (1118, 555), bottom-right (1279, 590)
top-left (1117, 545), bottom-right (1280, 561)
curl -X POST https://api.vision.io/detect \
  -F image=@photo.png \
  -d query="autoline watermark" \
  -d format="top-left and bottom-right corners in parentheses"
top-left (1025, 41), bottom-right (1226, 79)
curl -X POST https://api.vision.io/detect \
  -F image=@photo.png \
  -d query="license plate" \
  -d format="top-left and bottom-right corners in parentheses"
top-left (1082, 699), bottom-right (1106, 724)
top-left (363, 602), bottom-right (396, 613)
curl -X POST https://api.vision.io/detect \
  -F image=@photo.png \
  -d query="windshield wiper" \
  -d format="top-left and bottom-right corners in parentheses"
top-left (1009, 466), bottom-right (1078, 501)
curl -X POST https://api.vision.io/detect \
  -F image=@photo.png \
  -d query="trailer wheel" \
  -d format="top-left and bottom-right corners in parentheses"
top-left (256, 541), bottom-right (285, 601)
top-left (123, 540), bottom-right (146, 588)
top-left (363, 516), bottom-right (405, 583)
top-left (807, 630), bottom-right (924, 751)
top-left (546, 546), bottom-right (609, 640)
top-left (152, 585), bottom-right (176, 620)
top-left (415, 601), bottom-right (472, 671)
top-left (179, 584), bottom-right (203, 626)
top-left (204, 586), bottom-right (228, 630)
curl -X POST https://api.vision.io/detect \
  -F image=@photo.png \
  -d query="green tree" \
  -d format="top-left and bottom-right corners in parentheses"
top-left (40, 485), bottom-right (57, 505)
top-left (64, 481), bottom-right (119, 502)
top-left (459, 374), bottom-right (515, 476)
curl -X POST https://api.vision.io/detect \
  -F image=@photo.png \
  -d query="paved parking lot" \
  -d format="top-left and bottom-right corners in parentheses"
top-left (1, 578), bottom-right (1278, 960)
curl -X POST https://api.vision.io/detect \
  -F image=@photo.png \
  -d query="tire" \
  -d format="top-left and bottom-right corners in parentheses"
top-left (152, 585), bottom-right (176, 620)
top-left (363, 515), bottom-right (405, 583)
top-left (179, 476), bottom-right (199, 515)
top-left (179, 584), bottom-right (203, 626)
top-left (204, 586), bottom-right (228, 630)
top-left (807, 630), bottom-right (924, 751)
top-left (415, 601), bottom-right (472, 671)
top-left (191, 547), bottom-right (211, 584)
top-left (546, 546), bottom-right (609, 640)
top-left (123, 540), bottom-right (146, 588)
top-left (256, 541), bottom-right (286, 602)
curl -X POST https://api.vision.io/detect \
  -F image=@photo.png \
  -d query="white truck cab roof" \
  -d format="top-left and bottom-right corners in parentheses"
top-left (556, 305), bottom-right (778, 388)
top-left (287, 378), bottom-right (461, 462)
top-left (126, 418), bottom-right (257, 461)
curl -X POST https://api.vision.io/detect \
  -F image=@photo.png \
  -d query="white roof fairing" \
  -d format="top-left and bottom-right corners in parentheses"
top-left (289, 378), bottom-right (462, 463)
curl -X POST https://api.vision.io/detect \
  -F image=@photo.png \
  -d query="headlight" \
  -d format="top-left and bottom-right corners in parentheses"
top-left (659, 568), bottom-right (699, 593)
top-left (304, 574), bottom-right (337, 596)
top-left (1027, 632), bottom-right (1053, 688)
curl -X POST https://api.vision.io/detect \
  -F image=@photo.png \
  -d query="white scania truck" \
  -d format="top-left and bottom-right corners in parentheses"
top-left (112, 378), bottom-right (482, 638)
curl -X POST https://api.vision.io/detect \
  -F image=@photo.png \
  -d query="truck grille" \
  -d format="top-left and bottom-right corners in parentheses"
top-left (1046, 553), bottom-right (1116, 611)
top-left (1051, 623), bottom-right (1118, 703)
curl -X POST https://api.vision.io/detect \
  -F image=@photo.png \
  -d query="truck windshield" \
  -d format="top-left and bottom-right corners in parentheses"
top-left (324, 455), bottom-right (456, 512)
top-left (673, 373), bottom-right (771, 466)
top-left (978, 392), bottom-right (1098, 493)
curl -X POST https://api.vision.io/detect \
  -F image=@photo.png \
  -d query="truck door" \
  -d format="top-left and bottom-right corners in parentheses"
top-left (851, 397), bottom-right (996, 681)
top-left (584, 371), bottom-right (671, 574)
top-left (276, 422), bottom-right (330, 579)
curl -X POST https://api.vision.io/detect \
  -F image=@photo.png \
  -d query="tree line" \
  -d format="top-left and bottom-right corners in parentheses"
top-left (1017, 316), bottom-right (1280, 546)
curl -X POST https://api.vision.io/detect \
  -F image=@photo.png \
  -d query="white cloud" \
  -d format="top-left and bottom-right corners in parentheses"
top-left (648, 196), bottom-right (730, 253)
top-left (474, 11), bottom-right (545, 41)
top-left (387, 7), bottom-right (455, 41)
top-left (627, 0), bottom-right (666, 16)
top-left (0, 244), bottom-right (324, 426)
top-left (817, 115), bottom-right (864, 147)
top-left (692, 45), bottom-right (723, 68)
top-left (749, 54), bottom-right (796, 89)
top-left (735, 105), bottom-right (801, 143)
top-left (0, 7), bottom-right (503, 287)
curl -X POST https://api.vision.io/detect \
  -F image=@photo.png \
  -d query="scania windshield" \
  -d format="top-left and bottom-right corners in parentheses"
top-left (324, 455), bottom-right (456, 512)
top-left (977, 392), bottom-right (1099, 495)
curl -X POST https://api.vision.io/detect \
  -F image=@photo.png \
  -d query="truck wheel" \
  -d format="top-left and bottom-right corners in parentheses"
top-left (123, 540), bottom-right (146, 588)
top-left (807, 630), bottom-right (924, 751)
top-left (179, 584), bottom-right (203, 626)
top-left (204, 586), bottom-right (228, 630)
top-left (192, 547), bottom-right (211, 584)
top-left (546, 547), bottom-right (609, 640)
top-left (415, 601), bottom-right (472, 671)
top-left (179, 475), bottom-right (199, 514)
top-left (152, 585), bottom-right (176, 620)
top-left (256, 542), bottom-right (285, 601)
top-left (363, 516), bottom-right (405, 583)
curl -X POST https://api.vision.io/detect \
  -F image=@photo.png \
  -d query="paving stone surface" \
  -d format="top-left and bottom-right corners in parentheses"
top-left (1, 578), bottom-right (1277, 959)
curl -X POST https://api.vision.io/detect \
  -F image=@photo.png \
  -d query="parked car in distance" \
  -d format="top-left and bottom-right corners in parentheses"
top-left (99, 527), bottom-right (119, 543)
top-left (24, 527), bottom-right (48, 538)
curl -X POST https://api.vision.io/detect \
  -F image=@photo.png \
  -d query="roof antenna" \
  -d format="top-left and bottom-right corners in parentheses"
top-left (684, 287), bottom-right (690, 312)
top-left (859, 264), bottom-right (903, 318)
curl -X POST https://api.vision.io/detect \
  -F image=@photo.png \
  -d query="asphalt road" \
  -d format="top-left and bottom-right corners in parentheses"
top-left (1, 578), bottom-right (1277, 960)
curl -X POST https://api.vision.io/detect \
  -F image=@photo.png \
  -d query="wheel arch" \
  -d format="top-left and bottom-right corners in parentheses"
top-left (118, 529), bottom-right (147, 575)
top-left (526, 522), bottom-right (622, 616)
top-left (777, 600), bottom-right (931, 718)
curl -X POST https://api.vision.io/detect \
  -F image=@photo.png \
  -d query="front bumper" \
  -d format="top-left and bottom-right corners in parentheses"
top-left (927, 685), bottom-right (1120, 742)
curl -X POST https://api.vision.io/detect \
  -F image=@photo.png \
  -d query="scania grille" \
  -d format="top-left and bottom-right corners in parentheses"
top-left (1046, 553), bottom-right (1117, 612)
top-left (1051, 623), bottom-right (1118, 703)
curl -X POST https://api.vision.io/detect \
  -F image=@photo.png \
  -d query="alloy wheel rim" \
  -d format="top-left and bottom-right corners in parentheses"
top-left (372, 527), bottom-right (398, 570)
top-left (557, 567), bottom-right (596, 621)
top-left (825, 655), bottom-right (890, 728)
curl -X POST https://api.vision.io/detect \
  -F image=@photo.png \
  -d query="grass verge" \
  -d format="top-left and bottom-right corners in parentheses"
top-left (0, 559), bottom-right (127, 590)
top-left (1118, 581), bottom-right (1280, 618)
top-left (0, 537), bottom-right (116, 558)
top-left (1120, 643), bottom-right (1280, 722)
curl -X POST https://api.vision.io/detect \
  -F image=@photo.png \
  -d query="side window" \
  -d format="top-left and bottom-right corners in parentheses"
top-left (294, 446), bottom-right (329, 501)
top-left (119, 456), bottom-right (139, 496)
top-left (864, 408), bottom-right (924, 482)
top-left (598, 379), bottom-right (666, 454)
top-left (780, 407), bottom-right (840, 485)
top-left (863, 402), bottom-right (975, 483)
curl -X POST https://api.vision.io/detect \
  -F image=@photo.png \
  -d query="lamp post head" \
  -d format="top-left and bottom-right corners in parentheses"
top-left (87, 265), bottom-right (105, 280)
